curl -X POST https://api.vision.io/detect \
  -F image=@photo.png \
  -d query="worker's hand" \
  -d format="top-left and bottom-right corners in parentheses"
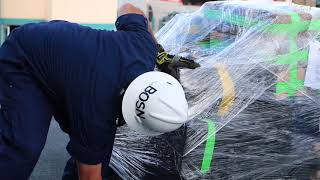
top-left (77, 161), bottom-right (102, 180)
top-left (117, 3), bottom-right (145, 18)
top-left (156, 44), bottom-right (200, 80)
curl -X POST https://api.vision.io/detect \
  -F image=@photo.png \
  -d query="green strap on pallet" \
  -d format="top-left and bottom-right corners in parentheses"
top-left (200, 119), bottom-right (216, 174)
top-left (204, 9), bottom-right (320, 97)
top-left (272, 12), bottom-right (307, 96)
top-left (197, 39), bottom-right (223, 48)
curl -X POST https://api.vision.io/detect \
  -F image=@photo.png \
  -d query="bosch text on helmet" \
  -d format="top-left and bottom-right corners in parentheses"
top-left (135, 86), bottom-right (157, 119)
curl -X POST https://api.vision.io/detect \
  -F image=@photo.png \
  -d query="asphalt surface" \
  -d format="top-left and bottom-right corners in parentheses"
top-left (30, 120), bottom-right (69, 180)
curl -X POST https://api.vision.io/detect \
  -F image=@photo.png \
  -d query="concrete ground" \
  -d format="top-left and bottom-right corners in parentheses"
top-left (30, 120), bottom-right (69, 180)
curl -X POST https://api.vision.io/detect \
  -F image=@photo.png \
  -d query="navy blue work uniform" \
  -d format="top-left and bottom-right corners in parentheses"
top-left (0, 14), bottom-right (157, 179)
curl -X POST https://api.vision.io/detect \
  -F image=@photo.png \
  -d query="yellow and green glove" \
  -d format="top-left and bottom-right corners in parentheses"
top-left (156, 44), bottom-right (200, 80)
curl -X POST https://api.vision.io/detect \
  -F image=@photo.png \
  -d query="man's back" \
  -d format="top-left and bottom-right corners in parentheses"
top-left (1, 19), bottom-right (156, 99)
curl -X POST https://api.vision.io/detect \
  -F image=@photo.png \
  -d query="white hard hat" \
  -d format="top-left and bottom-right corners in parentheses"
top-left (122, 71), bottom-right (189, 136)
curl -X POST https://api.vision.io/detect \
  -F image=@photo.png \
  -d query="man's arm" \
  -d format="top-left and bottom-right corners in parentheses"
top-left (117, 3), bottom-right (200, 80)
top-left (77, 162), bottom-right (102, 180)
top-left (75, 4), bottom-right (149, 180)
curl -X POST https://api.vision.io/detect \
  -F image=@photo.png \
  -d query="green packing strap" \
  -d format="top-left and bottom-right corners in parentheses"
top-left (309, 20), bottom-right (320, 31)
top-left (274, 50), bottom-right (308, 65)
top-left (203, 10), bottom-right (310, 97)
top-left (276, 66), bottom-right (305, 96)
top-left (273, 12), bottom-right (306, 97)
top-left (197, 39), bottom-right (223, 48)
top-left (200, 119), bottom-right (216, 174)
top-left (204, 9), bottom-right (259, 28)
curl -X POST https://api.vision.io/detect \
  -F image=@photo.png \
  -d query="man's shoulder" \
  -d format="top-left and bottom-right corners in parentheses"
top-left (46, 20), bottom-right (83, 28)
top-left (20, 20), bottom-right (95, 35)
top-left (42, 20), bottom-right (90, 32)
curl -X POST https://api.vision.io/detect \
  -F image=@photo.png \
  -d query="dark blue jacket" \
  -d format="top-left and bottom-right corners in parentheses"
top-left (0, 14), bottom-right (157, 165)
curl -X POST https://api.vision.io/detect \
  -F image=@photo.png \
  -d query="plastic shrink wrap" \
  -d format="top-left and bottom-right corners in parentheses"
top-left (110, 1), bottom-right (320, 179)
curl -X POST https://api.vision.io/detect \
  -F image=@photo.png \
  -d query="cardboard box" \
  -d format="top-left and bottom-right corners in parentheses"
top-left (293, 0), bottom-right (316, 6)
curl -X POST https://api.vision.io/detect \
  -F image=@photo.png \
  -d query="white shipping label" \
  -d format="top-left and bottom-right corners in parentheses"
top-left (304, 41), bottom-right (320, 90)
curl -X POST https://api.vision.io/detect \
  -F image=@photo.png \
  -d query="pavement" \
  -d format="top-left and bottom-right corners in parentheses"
top-left (30, 120), bottom-right (69, 180)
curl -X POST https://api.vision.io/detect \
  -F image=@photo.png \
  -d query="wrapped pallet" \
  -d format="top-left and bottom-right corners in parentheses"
top-left (110, 1), bottom-right (320, 179)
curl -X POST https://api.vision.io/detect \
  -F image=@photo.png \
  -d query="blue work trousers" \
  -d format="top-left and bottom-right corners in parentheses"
top-left (0, 61), bottom-right (53, 179)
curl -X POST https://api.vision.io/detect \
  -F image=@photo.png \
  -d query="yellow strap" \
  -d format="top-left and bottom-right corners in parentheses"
top-left (215, 63), bottom-right (235, 116)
